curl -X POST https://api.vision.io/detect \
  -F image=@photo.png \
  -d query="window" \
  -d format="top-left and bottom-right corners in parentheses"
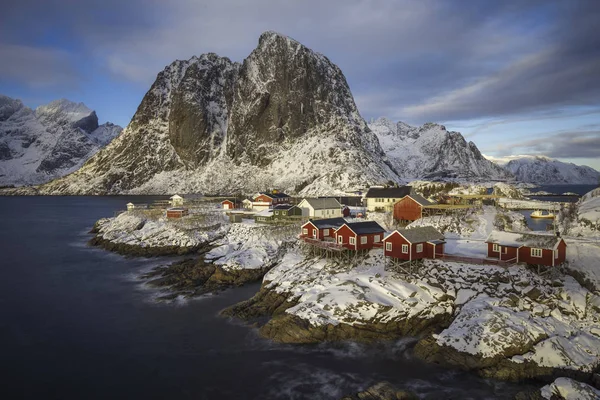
top-left (492, 243), bottom-right (500, 252)
top-left (385, 242), bottom-right (392, 251)
top-left (554, 250), bottom-right (558, 259)
top-left (302, 228), bottom-right (308, 235)
top-left (313, 229), bottom-right (317, 237)
top-left (283, 211), bottom-right (287, 215)
top-left (275, 211), bottom-right (279, 215)
top-left (531, 248), bottom-right (543, 258)
top-left (402, 244), bottom-right (409, 254)
top-left (374, 235), bottom-right (380, 243)
top-left (349, 237), bottom-right (356, 245)
top-left (323, 229), bottom-right (329, 236)
top-left (338, 236), bottom-right (343, 244)
top-left (416, 243), bottom-right (423, 253)
top-left (361, 236), bottom-right (367, 244)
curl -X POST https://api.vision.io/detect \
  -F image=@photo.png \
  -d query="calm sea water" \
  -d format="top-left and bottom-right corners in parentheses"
top-left (0, 197), bottom-right (536, 399)
top-left (528, 184), bottom-right (597, 203)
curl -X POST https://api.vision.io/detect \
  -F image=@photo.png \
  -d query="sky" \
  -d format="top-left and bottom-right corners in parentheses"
top-left (1, 0), bottom-right (599, 169)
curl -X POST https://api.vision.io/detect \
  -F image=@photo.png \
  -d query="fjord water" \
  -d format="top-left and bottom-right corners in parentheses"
top-left (0, 197), bottom-right (535, 399)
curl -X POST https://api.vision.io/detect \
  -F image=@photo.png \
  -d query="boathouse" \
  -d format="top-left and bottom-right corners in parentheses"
top-left (485, 230), bottom-right (566, 266)
top-left (334, 221), bottom-right (386, 251)
top-left (166, 207), bottom-right (189, 219)
top-left (393, 194), bottom-right (432, 223)
top-left (301, 218), bottom-right (347, 240)
top-left (221, 199), bottom-right (236, 210)
top-left (383, 226), bottom-right (445, 261)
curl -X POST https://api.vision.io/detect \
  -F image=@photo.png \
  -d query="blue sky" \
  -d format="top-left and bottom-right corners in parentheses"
top-left (1, 0), bottom-right (599, 169)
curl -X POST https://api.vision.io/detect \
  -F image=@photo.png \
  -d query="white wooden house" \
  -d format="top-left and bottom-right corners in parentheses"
top-left (170, 194), bottom-right (184, 207)
top-left (297, 198), bottom-right (343, 219)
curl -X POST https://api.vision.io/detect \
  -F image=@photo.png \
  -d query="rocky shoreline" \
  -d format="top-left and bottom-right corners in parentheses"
top-left (88, 234), bottom-right (204, 257)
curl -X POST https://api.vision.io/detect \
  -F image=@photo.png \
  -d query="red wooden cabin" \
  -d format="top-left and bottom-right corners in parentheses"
top-left (485, 230), bottom-right (567, 266)
top-left (166, 207), bottom-right (189, 219)
top-left (333, 221), bottom-right (386, 251)
top-left (300, 218), bottom-right (346, 240)
top-left (253, 191), bottom-right (291, 205)
top-left (383, 226), bottom-right (445, 261)
top-left (393, 194), bottom-right (432, 222)
top-left (221, 200), bottom-right (236, 210)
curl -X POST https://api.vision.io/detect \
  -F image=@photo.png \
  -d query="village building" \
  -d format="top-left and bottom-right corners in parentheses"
top-left (251, 191), bottom-right (291, 211)
top-left (272, 204), bottom-right (303, 220)
top-left (297, 198), bottom-right (343, 219)
top-left (166, 207), bottom-right (189, 219)
top-left (126, 202), bottom-right (135, 211)
top-left (242, 199), bottom-right (253, 210)
top-left (342, 206), bottom-right (351, 218)
top-left (221, 199), bottom-right (237, 210)
top-left (254, 209), bottom-right (274, 223)
top-left (364, 186), bottom-right (413, 212)
top-left (393, 194), bottom-right (433, 223)
top-left (485, 230), bottom-right (567, 267)
top-left (170, 194), bottom-right (184, 207)
top-left (383, 226), bottom-right (445, 261)
top-left (334, 221), bottom-right (386, 251)
top-left (300, 218), bottom-right (347, 240)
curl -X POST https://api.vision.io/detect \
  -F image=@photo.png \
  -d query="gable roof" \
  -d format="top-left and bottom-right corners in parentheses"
top-left (273, 204), bottom-right (297, 210)
top-left (364, 186), bottom-right (412, 199)
top-left (300, 198), bottom-right (342, 210)
top-left (387, 226), bottom-right (444, 243)
top-left (256, 192), bottom-right (290, 199)
top-left (485, 230), bottom-right (564, 250)
top-left (404, 193), bottom-right (432, 206)
top-left (170, 194), bottom-right (183, 200)
top-left (304, 217), bottom-right (347, 229)
top-left (342, 221), bottom-right (386, 235)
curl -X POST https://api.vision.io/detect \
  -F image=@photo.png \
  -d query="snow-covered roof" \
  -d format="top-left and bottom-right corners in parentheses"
top-left (300, 197), bottom-right (342, 210)
top-left (255, 209), bottom-right (274, 217)
top-left (364, 186), bottom-right (412, 198)
top-left (385, 226), bottom-right (444, 244)
top-left (170, 195), bottom-right (183, 200)
top-left (256, 192), bottom-right (290, 199)
top-left (126, 202), bottom-right (134, 206)
top-left (485, 230), bottom-right (563, 249)
top-left (305, 217), bottom-right (347, 229)
top-left (167, 207), bottom-right (187, 211)
top-left (343, 221), bottom-right (386, 235)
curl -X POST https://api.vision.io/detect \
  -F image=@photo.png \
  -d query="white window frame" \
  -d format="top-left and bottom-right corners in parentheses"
top-left (374, 235), bottom-right (380, 243)
top-left (416, 243), bottom-right (423, 253)
top-left (349, 237), bottom-right (356, 245)
top-left (313, 229), bottom-right (317, 237)
top-left (360, 236), bottom-right (367, 244)
top-left (323, 229), bottom-right (329, 236)
top-left (302, 228), bottom-right (308, 235)
top-left (554, 249), bottom-right (558, 259)
top-left (531, 248), bottom-right (543, 258)
top-left (492, 243), bottom-right (500, 252)
top-left (402, 244), bottom-right (409, 254)
top-left (385, 242), bottom-right (392, 251)
top-left (338, 236), bottom-right (343, 244)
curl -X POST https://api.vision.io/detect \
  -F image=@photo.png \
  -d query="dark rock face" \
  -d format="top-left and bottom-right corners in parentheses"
top-left (168, 54), bottom-right (239, 166)
top-left (72, 111), bottom-right (99, 133)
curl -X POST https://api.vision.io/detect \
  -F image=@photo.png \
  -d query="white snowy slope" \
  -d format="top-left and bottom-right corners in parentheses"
top-left (37, 32), bottom-right (399, 196)
top-left (369, 117), bottom-right (511, 181)
top-left (540, 377), bottom-right (600, 400)
top-left (500, 155), bottom-right (600, 185)
top-left (0, 95), bottom-right (122, 186)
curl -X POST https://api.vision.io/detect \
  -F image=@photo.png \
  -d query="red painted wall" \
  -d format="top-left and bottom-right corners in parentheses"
top-left (334, 225), bottom-right (384, 250)
top-left (393, 196), bottom-right (423, 222)
top-left (383, 233), bottom-right (438, 260)
top-left (487, 243), bottom-right (518, 261)
top-left (222, 200), bottom-right (235, 209)
top-left (254, 194), bottom-right (273, 203)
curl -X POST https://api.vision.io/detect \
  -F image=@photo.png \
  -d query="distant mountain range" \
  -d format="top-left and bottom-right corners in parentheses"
top-left (493, 155), bottom-right (600, 185)
top-left (0, 95), bottom-right (122, 186)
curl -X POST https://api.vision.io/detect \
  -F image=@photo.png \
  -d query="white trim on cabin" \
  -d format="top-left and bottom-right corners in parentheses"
top-left (402, 244), bottom-right (409, 254)
top-left (386, 242), bottom-right (392, 251)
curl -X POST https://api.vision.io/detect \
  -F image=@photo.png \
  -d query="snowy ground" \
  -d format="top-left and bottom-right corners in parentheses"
top-left (95, 211), bottom-right (226, 249)
top-left (540, 377), bottom-right (600, 400)
top-left (205, 221), bottom-right (298, 271)
top-left (498, 198), bottom-right (562, 210)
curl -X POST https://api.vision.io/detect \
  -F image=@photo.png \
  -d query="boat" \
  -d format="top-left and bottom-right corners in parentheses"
top-left (530, 209), bottom-right (555, 219)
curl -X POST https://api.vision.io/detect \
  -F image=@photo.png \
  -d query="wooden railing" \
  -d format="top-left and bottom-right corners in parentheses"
top-left (435, 254), bottom-right (515, 267)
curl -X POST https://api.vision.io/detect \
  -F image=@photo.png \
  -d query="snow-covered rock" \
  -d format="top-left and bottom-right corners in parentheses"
top-left (369, 117), bottom-right (511, 181)
top-left (503, 155), bottom-right (600, 185)
top-left (540, 377), bottom-right (600, 400)
top-left (0, 95), bottom-right (121, 186)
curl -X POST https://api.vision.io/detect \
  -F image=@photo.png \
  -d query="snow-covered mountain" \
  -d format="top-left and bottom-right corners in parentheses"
top-left (0, 95), bottom-right (122, 186)
top-left (37, 32), bottom-right (400, 195)
top-left (369, 117), bottom-right (511, 181)
top-left (499, 155), bottom-right (600, 185)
